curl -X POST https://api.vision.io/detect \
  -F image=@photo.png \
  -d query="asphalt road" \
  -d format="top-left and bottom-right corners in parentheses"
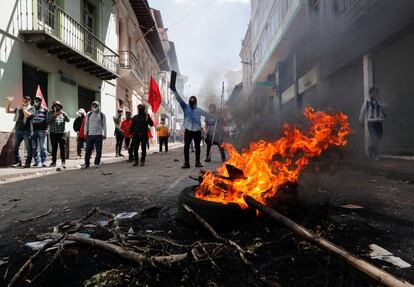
top-left (0, 145), bottom-right (413, 285)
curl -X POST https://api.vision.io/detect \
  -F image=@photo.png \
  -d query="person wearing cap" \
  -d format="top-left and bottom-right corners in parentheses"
top-left (73, 108), bottom-right (86, 159)
top-left (84, 101), bottom-right (107, 168)
top-left (32, 95), bottom-right (48, 167)
top-left (5, 96), bottom-right (35, 168)
top-left (113, 108), bottom-right (125, 157)
top-left (120, 110), bottom-right (133, 162)
top-left (47, 101), bottom-right (69, 168)
top-left (129, 104), bottom-right (154, 166)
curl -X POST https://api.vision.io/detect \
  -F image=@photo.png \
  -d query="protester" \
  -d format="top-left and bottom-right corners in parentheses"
top-left (47, 101), bottom-right (69, 168)
top-left (120, 110), bottom-right (133, 162)
top-left (32, 95), bottom-right (48, 167)
top-left (205, 103), bottom-right (226, 162)
top-left (359, 86), bottom-right (386, 160)
top-left (5, 96), bottom-right (34, 168)
top-left (84, 101), bottom-right (107, 168)
top-left (73, 108), bottom-right (86, 159)
top-left (171, 88), bottom-right (211, 168)
top-left (130, 104), bottom-right (154, 166)
top-left (113, 108), bottom-right (125, 157)
top-left (156, 118), bottom-right (170, 152)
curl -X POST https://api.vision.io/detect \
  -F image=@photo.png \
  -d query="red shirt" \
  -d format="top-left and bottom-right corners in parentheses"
top-left (120, 118), bottom-right (132, 138)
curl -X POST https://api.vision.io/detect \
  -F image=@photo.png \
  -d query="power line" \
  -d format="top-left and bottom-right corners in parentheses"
top-left (166, 0), bottom-right (216, 30)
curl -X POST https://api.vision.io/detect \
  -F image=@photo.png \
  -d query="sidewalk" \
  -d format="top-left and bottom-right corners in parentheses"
top-left (344, 155), bottom-right (414, 182)
top-left (0, 142), bottom-right (183, 184)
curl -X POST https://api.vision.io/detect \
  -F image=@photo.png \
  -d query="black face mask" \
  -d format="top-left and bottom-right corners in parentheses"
top-left (189, 100), bottom-right (196, 108)
top-left (138, 107), bottom-right (145, 113)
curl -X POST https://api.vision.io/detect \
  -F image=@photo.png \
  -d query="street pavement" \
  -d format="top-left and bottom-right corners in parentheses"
top-left (0, 145), bottom-right (413, 283)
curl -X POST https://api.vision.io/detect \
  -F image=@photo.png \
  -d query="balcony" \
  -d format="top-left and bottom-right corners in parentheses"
top-left (17, 0), bottom-right (118, 80)
top-left (118, 50), bottom-right (144, 82)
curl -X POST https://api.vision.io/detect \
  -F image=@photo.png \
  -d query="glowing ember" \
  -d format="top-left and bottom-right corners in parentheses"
top-left (195, 107), bottom-right (351, 208)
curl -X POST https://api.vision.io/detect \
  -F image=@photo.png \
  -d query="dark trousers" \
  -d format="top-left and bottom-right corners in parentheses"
top-left (115, 129), bottom-right (124, 155)
top-left (124, 137), bottom-right (133, 160)
top-left (132, 133), bottom-right (148, 163)
top-left (85, 135), bottom-right (103, 166)
top-left (368, 121), bottom-right (383, 157)
top-left (50, 133), bottom-right (66, 163)
top-left (13, 130), bottom-right (33, 164)
top-left (77, 136), bottom-right (85, 157)
top-left (159, 136), bottom-right (169, 152)
top-left (206, 138), bottom-right (226, 162)
top-left (184, 129), bottom-right (201, 164)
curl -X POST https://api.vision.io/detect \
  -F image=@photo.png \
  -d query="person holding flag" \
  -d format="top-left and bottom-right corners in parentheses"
top-left (31, 86), bottom-right (49, 167)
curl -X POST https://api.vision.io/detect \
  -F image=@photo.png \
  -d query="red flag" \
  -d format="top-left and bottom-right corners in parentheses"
top-left (35, 85), bottom-right (47, 109)
top-left (148, 76), bottom-right (161, 113)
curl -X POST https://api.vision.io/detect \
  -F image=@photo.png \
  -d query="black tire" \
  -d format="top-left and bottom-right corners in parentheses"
top-left (177, 185), bottom-right (256, 230)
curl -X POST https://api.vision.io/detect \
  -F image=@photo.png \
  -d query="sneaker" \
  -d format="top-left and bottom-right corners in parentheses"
top-left (42, 164), bottom-right (47, 168)
top-left (205, 158), bottom-right (211, 162)
top-left (33, 162), bottom-right (39, 167)
top-left (119, 153), bottom-right (125, 157)
top-left (115, 154), bottom-right (119, 158)
top-left (133, 161), bottom-right (139, 166)
top-left (181, 162), bottom-right (190, 169)
top-left (23, 163), bottom-right (31, 168)
top-left (49, 162), bottom-right (56, 167)
top-left (127, 158), bottom-right (133, 163)
top-left (94, 164), bottom-right (101, 168)
top-left (195, 162), bottom-right (203, 168)
top-left (140, 161), bottom-right (145, 166)
top-left (81, 164), bottom-right (90, 169)
top-left (12, 161), bottom-right (22, 168)
top-left (62, 162), bottom-right (66, 169)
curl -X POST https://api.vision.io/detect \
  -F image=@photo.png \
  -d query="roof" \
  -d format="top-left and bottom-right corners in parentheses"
top-left (129, 0), bottom-right (170, 70)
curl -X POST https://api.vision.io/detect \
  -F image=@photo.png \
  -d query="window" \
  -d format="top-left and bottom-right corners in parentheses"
top-left (334, 0), bottom-right (360, 14)
top-left (83, 1), bottom-right (95, 54)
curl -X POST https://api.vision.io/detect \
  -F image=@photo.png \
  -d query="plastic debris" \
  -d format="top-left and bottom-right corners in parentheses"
top-left (369, 244), bottom-right (411, 268)
top-left (128, 227), bottom-right (134, 235)
top-left (115, 212), bottom-right (138, 220)
top-left (97, 220), bottom-right (109, 227)
top-left (341, 204), bottom-right (364, 209)
top-left (0, 259), bottom-right (8, 266)
top-left (25, 233), bottom-right (90, 251)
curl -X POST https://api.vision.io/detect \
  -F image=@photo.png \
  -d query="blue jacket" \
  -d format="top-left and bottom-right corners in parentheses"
top-left (174, 91), bottom-right (210, 131)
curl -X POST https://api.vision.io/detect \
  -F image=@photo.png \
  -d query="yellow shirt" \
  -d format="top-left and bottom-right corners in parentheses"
top-left (157, 125), bottom-right (169, 137)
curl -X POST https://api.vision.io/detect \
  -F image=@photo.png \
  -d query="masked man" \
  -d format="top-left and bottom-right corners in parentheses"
top-left (47, 101), bottom-right (70, 168)
top-left (171, 87), bottom-right (212, 168)
top-left (205, 103), bottom-right (226, 162)
top-left (130, 104), bottom-right (154, 166)
top-left (84, 101), bottom-right (107, 168)
top-left (32, 95), bottom-right (48, 167)
top-left (5, 96), bottom-right (35, 168)
top-left (120, 111), bottom-right (133, 162)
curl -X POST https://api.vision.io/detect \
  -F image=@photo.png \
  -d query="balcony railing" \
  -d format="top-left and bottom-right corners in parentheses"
top-left (17, 0), bottom-right (118, 75)
top-left (118, 50), bottom-right (144, 81)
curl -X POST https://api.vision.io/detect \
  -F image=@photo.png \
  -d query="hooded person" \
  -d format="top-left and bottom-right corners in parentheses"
top-left (32, 95), bottom-right (48, 167)
top-left (120, 110), bottom-right (133, 162)
top-left (83, 101), bottom-right (107, 168)
top-left (47, 100), bottom-right (70, 168)
top-left (129, 104), bottom-right (154, 166)
top-left (73, 108), bottom-right (86, 159)
top-left (171, 86), bottom-right (212, 168)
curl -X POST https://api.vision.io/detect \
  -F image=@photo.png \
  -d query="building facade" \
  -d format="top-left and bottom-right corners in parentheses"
top-left (243, 0), bottom-right (414, 156)
top-left (0, 0), bottom-right (118, 165)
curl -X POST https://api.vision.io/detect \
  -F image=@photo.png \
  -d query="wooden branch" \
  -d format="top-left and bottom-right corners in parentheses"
top-left (17, 208), bottom-right (52, 223)
top-left (7, 234), bottom-right (66, 287)
top-left (66, 233), bottom-right (188, 265)
top-left (244, 195), bottom-right (414, 287)
top-left (182, 204), bottom-right (281, 287)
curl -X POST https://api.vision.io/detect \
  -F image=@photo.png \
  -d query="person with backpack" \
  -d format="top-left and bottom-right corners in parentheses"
top-left (47, 101), bottom-right (70, 168)
top-left (73, 108), bottom-right (86, 159)
top-left (83, 101), bottom-right (107, 168)
top-left (129, 104), bottom-right (154, 166)
top-left (359, 86), bottom-right (386, 160)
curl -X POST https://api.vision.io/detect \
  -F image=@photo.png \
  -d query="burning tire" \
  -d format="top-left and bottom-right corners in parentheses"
top-left (177, 185), bottom-right (256, 230)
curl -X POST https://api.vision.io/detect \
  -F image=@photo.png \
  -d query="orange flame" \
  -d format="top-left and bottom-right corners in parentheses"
top-left (195, 107), bottom-right (351, 208)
